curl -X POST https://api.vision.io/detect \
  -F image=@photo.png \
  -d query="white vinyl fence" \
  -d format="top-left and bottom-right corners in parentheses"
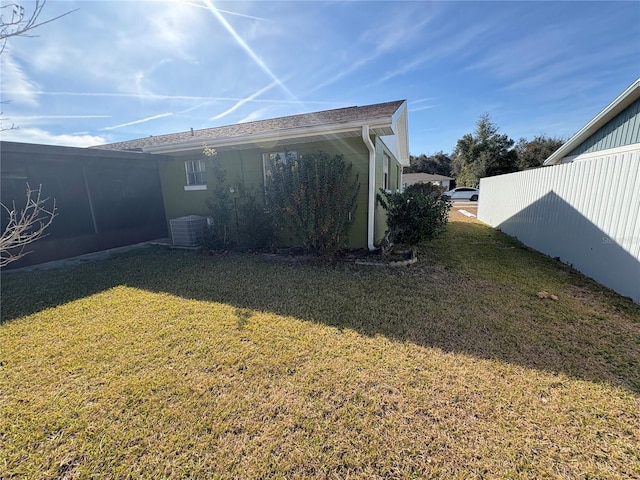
top-left (478, 152), bottom-right (640, 303)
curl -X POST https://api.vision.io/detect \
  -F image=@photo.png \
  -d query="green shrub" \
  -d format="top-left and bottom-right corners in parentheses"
top-left (377, 188), bottom-right (451, 246)
top-left (265, 150), bottom-right (359, 254)
top-left (203, 149), bottom-right (234, 250)
top-left (236, 192), bottom-right (274, 250)
top-left (203, 147), bottom-right (273, 251)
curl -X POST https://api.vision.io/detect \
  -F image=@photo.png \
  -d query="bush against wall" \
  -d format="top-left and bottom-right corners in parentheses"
top-left (203, 147), bottom-right (273, 251)
top-left (203, 153), bottom-right (233, 250)
top-left (265, 150), bottom-right (360, 254)
top-left (235, 191), bottom-right (274, 250)
top-left (377, 188), bottom-right (450, 246)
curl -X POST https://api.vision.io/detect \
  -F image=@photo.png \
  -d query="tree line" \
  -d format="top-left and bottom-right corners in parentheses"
top-left (405, 114), bottom-right (565, 187)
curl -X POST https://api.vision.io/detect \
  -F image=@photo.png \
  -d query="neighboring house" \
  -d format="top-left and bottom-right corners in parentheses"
top-left (544, 78), bottom-right (640, 165)
top-left (402, 173), bottom-right (454, 191)
top-left (0, 141), bottom-right (168, 268)
top-left (96, 100), bottom-right (409, 250)
top-left (478, 78), bottom-right (640, 303)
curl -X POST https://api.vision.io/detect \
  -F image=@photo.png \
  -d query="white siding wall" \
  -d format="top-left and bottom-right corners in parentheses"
top-left (478, 151), bottom-right (640, 302)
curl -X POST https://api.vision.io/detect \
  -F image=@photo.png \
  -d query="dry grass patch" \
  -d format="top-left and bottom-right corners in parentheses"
top-left (1, 213), bottom-right (639, 478)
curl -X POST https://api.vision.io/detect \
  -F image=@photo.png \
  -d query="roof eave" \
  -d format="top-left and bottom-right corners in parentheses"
top-left (390, 100), bottom-right (409, 165)
top-left (544, 78), bottom-right (640, 165)
top-left (142, 117), bottom-right (398, 154)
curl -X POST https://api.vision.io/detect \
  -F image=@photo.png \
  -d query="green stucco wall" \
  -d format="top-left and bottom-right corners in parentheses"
top-left (373, 137), bottom-right (402, 245)
top-left (159, 136), bottom-right (372, 249)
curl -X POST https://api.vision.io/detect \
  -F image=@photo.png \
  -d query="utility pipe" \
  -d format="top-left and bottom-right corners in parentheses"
top-left (361, 125), bottom-right (376, 251)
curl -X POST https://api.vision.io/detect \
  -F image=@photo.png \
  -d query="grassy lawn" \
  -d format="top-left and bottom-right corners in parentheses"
top-left (1, 212), bottom-right (639, 479)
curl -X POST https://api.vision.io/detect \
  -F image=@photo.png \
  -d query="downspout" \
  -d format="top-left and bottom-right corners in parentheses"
top-left (361, 125), bottom-right (376, 250)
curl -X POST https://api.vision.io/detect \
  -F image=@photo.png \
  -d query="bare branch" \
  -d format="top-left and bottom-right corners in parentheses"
top-left (0, 183), bottom-right (57, 267)
top-left (1, 99), bottom-right (17, 131)
top-left (0, 1), bottom-right (78, 55)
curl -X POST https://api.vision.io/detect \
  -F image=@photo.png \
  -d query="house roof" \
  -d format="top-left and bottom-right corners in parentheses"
top-left (403, 173), bottom-right (454, 183)
top-left (544, 78), bottom-right (640, 165)
top-left (93, 100), bottom-right (409, 164)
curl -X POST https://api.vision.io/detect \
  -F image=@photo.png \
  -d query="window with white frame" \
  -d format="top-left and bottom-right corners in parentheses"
top-left (262, 150), bottom-right (298, 181)
top-left (185, 159), bottom-right (206, 186)
top-left (262, 150), bottom-right (299, 203)
top-left (262, 150), bottom-right (298, 166)
top-left (383, 153), bottom-right (390, 190)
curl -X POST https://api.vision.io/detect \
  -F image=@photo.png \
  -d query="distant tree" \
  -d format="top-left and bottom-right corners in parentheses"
top-left (515, 135), bottom-right (565, 169)
top-left (404, 151), bottom-right (453, 176)
top-left (453, 114), bottom-right (518, 186)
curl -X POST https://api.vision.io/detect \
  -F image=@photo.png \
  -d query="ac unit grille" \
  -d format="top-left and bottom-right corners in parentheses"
top-left (169, 215), bottom-right (207, 246)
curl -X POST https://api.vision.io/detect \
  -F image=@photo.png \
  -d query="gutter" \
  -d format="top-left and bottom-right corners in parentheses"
top-left (143, 119), bottom-right (395, 155)
top-left (362, 125), bottom-right (376, 251)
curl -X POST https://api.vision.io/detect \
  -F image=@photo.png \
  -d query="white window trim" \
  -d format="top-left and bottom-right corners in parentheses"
top-left (383, 153), bottom-right (389, 190)
top-left (185, 159), bottom-right (207, 187)
top-left (184, 185), bottom-right (207, 191)
top-left (262, 150), bottom-right (298, 188)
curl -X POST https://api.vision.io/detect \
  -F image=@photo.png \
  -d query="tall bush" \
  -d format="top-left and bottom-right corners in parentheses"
top-left (235, 191), bottom-right (274, 250)
top-left (203, 147), bottom-right (233, 249)
top-left (377, 188), bottom-right (450, 246)
top-left (265, 150), bottom-right (359, 254)
top-left (203, 146), bottom-right (273, 251)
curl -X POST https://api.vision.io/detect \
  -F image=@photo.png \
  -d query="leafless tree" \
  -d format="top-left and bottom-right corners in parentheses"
top-left (0, 0), bottom-right (76, 54)
top-left (1, 1), bottom-right (76, 129)
top-left (1, 184), bottom-right (57, 267)
top-left (1, 2), bottom-right (73, 263)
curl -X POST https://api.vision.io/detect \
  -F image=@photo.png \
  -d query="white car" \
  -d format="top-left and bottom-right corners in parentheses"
top-left (442, 187), bottom-right (479, 201)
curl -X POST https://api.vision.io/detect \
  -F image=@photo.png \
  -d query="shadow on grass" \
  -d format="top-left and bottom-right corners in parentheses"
top-left (2, 219), bottom-right (639, 393)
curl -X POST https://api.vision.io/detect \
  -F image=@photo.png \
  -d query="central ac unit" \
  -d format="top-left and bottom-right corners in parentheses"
top-left (169, 215), bottom-right (207, 246)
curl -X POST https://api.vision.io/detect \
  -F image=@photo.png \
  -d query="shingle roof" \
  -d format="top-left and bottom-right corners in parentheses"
top-left (93, 100), bottom-right (405, 152)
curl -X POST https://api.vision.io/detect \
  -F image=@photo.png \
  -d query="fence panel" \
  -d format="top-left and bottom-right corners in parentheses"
top-left (478, 152), bottom-right (640, 302)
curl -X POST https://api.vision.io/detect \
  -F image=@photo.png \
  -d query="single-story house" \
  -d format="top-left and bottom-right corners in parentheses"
top-left (402, 173), bottom-right (454, 191)
top-left (478, 78), bottom-right (639, 303)
top-left (0, 141), bottom-right (168, 268)
top-left (95, 100), bottom-right (410, 250)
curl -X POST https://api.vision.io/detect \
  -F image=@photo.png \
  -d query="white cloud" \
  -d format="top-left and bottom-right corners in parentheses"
top-left (409, 104), bottom-right (437, 113)
top-left (22, 1), bottom-right (208, 97)
top-left (200, 0), bottom-right (295, 100)
top-left (103, 113), bottom-right (174, 131)
top-left (1, 127), bottom-right (106, 147)
top-left (369, 22), bottom-right (493, 88)
top-left (0, 50), bottom-right (40, 107)
top-left (210, 80), bottom-right (280, 121)
top-left (236, 107), bottom-right (269, 124)
top-left (303, 4), bottom-right (442, 95)
top-left (179, 1), bottom-right (268, 22)
top-left (10, 115), bottom-right (111, 121)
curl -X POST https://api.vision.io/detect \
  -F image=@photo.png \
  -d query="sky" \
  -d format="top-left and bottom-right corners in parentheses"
top-left (1, 0), bottom-right (639, 155)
